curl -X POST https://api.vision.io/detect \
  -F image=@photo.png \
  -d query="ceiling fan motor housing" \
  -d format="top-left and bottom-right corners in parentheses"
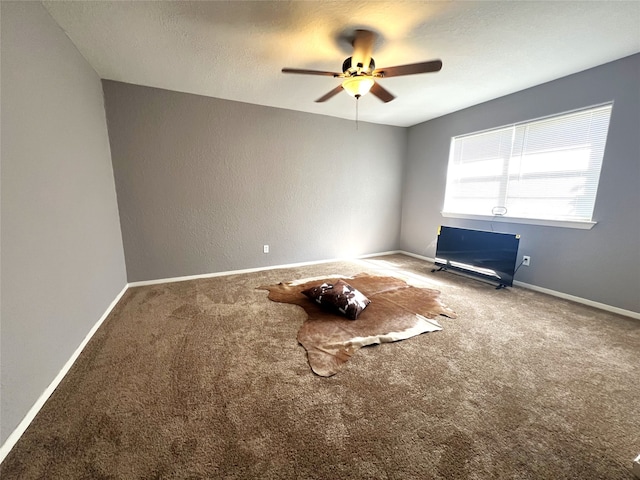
top-left (342, 56), bottom-right (375, 76)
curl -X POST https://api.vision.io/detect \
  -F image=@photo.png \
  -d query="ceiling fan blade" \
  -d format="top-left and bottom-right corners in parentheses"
top-left (352, 29), bottom-right (375, 71)
top-left (370, 82), bottom-right (396, 103)
top-left (282, 68), bottom-right (341, 77)
top-left (315, 85), bottom-right (344, 103)
top-left (373, 60), bottom-right (442, 78)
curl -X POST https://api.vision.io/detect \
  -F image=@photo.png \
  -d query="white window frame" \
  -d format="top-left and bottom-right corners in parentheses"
top-left (441, 103), bottom-right (613, 230)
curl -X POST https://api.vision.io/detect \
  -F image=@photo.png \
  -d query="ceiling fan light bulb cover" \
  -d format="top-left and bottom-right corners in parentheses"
top-left (342, 76), bottom-right (375, 98)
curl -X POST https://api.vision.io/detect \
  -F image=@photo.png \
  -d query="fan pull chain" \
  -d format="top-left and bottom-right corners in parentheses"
top-left (355, 96), bottom-right (359, 130)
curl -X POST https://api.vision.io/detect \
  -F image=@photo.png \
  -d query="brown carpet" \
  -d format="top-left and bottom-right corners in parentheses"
top-left (2, 254), bottom-right (639, 479)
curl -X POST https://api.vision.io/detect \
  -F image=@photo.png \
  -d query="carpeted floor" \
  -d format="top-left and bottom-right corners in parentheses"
top-left (2, 254), bottom-right (639, 479)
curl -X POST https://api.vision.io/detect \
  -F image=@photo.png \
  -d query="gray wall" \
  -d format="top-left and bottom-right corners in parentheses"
top-left (1, 2), bottom-right (127, 444)
top-left (401, 54), bottom-right (640, 313)
top-left (103, 81), bottom-right (406, 282)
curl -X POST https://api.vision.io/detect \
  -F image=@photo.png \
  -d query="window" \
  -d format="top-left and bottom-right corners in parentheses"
top-left (442, 103), bottom-right (613, 228)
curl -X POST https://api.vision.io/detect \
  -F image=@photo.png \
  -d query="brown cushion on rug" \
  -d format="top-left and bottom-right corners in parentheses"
top-left (301, 279), bottom-right (371, 320)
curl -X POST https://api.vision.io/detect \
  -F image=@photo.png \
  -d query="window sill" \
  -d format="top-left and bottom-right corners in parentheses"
top-left (441, 212), bottom-right (597, 230)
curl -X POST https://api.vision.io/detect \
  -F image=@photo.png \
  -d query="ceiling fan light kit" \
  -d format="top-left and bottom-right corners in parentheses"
top-left (282, 29), bottom-right (443, 105)
top-left (342, 76), bottom-right (375, 98)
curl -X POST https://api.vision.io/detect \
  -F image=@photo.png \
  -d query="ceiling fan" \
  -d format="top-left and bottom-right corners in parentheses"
top-left (282, 29), bottom-right (442, 103)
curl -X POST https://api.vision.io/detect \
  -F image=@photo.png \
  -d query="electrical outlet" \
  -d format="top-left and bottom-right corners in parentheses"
top-left (263, 245), bottom-right (269, 254)
top-left (522, 255), bottom-right (531, 266)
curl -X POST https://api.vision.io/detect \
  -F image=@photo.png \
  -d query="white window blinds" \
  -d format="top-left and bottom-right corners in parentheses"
top-left (443, 103), bottom-right (613, 223)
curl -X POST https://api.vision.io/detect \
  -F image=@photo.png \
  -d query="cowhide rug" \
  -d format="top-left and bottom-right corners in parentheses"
top-left (258, 273), bottom-right (457, 376)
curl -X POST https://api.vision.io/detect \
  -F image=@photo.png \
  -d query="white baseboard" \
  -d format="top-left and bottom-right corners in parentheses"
top-left (396, 250), bottom-right (639, 320)
top-left (128, 251), bottom-right (403, 288)
top-left (633, 453), bottom-right (640, 479)
top-left (512, 280), bottom-right (640, 320)
top-left (398, 251), bottom-right (435, 263)
top-left (0, 284), bottom-right (129, 465)
top-left (131, 250), bottom-right (639, 319)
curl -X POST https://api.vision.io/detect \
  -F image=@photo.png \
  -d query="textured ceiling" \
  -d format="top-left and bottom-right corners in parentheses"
top-left (43, 1), bottom-right (640, 127)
